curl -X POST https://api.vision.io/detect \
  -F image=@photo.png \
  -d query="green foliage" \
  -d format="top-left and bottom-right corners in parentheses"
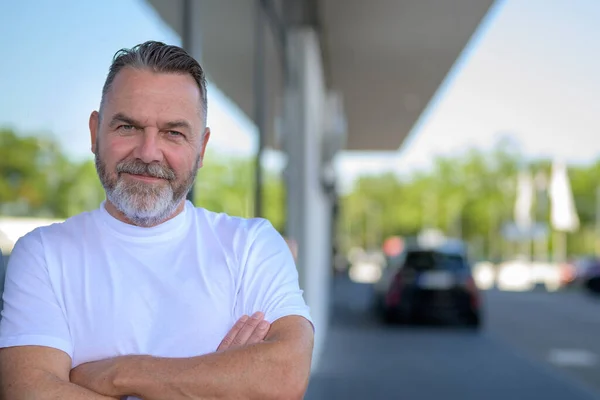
top-left (0, 129), bottom-right (286, 232)
top-left (341, 143), bottom-right (599, 259)
top-left (193, 151), bottom-right (285, 231)
top-left (3, 127), bottom-right (600, 258)
top-left (0, 128), bottom-right (105, 217)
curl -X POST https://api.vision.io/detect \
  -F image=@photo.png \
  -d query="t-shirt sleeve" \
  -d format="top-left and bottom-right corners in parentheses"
top-left (0, 230), bottom-right (73, 358)
top-left (237, 220), bottom-right (313, 330)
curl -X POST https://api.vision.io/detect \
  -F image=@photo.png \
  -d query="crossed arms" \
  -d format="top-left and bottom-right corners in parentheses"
top-left (1, 219), bottom-right (311, 399)
top-left (0, 313), bottom-right (314, 400)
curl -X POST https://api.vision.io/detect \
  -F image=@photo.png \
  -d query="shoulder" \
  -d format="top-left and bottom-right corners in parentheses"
top-left (191, 206), bottom-right (273, 244)
top-left (11, 211), bottom-right (95, 255)
top-left (190, 207), bottom-right (287, 262)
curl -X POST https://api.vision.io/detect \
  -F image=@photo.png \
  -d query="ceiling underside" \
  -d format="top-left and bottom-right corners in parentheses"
top-left (145, 0), bottom-right (496, 150)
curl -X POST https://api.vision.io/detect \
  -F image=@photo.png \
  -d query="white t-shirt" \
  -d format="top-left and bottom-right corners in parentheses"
top-left (0, 201), bottom-right (312, 373)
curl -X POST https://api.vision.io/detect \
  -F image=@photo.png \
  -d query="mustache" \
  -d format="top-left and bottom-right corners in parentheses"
top-left (116, 159), bottom-right (176, 180)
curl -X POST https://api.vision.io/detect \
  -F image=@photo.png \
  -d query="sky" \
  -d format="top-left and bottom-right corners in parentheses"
top-left (1, 0), bottom-right (600, 192)
top-left (0, 0), bottom-right (257, 158)
top-left (337, 0), bottom-right (600, 185)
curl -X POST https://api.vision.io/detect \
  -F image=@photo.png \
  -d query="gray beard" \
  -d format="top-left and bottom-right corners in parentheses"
top-left (95, 152), bottom-right (198, 227)
top-left (106, 178), bottom-right (182, 227)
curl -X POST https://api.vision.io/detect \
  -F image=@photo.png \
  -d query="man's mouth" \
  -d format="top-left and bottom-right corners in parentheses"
top-left (122, 172), bottom-right (165, 182)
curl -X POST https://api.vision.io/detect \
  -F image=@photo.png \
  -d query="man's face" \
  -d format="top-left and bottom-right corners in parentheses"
top-left (90, 68), bottom-right (209, 227)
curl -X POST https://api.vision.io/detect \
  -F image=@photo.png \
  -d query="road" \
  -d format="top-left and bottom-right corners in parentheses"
top-left (305, 277), bottom-right (600, 400)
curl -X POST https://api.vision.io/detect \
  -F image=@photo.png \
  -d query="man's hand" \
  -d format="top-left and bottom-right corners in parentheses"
top-left (217, 312), bottom-right (271, 352)
top-left (70, 357), bottom-right (127, 398)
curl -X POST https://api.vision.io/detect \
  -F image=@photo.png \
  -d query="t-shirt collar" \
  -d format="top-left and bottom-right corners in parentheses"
top-left (96, 200), bottom-right (192, 242)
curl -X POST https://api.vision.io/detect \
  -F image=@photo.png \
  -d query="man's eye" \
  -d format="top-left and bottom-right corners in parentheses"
top-left (119, 125), bottom-right (135, 131)
top-left (168, 131), bottom-right (183, 137)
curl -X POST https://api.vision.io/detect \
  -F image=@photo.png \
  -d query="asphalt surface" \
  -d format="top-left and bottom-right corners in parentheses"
top-left (305, 277), bottom-right (600, 400)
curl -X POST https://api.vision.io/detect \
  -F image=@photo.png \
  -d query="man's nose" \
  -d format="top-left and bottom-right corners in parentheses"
top-left (134, 130), bottom-right (164, 164)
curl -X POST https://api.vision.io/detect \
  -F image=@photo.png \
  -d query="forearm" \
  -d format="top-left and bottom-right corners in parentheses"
top-left (117, 341), bottom-right (310, 400)
top-left (3, 370), bottom-right (117, 400)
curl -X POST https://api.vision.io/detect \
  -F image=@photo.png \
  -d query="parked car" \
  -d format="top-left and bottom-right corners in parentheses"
top-left (580, 259), bottom-right (600, 295)
top-left (376, 243), bottom-right (482, 328)
top-left (559, 256), bottom-right (600, 294)
top-left (560, 256), bottom-right (593, 287)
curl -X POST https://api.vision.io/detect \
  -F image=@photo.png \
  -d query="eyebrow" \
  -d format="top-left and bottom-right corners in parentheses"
top-left (162, 120), bottom-right (192, 131)
top-left (108, 113), bottom-right (142, 128)
top-left (108, 113), bottom-right (192, 132)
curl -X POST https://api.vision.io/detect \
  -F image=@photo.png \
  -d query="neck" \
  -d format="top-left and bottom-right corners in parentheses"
top-left (103, 199), bottom-right (186, 227)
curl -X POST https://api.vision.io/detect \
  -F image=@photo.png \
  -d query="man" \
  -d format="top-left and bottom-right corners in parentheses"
top-left (0, 41), bottom-right (314, 400)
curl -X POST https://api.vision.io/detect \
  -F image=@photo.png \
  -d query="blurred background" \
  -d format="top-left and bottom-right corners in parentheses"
top-left (2, 0), bottom-right (600, 399)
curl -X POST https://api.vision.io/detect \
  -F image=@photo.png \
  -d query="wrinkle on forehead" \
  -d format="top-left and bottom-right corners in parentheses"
top-left (101, 68), bottom-right (205, 124)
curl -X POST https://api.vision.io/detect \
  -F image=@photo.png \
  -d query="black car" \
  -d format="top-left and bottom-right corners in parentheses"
top-left (379, 247), bottom-right (482, 328)
top-left (581, 260), bottom-right (600, 295)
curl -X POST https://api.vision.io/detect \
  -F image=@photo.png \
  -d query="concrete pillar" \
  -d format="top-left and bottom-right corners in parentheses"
top-left (282, 28), bottom-right (331, 368)
top-left (182, 0), bottom-right (203, 204)
top-left (181, 0), bottom-right (203, 62)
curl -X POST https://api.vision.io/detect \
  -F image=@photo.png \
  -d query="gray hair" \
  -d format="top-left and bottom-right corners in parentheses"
top-left (100, 41), bottom-right (208, 124)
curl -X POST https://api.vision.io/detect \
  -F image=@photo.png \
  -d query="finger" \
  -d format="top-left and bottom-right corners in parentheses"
top-left (246, 319), bottom-right (271, 345)
top-left (217, 315), bottom-right (249, 351)
top-left (218, 315), bottom-right (249, 351)
top-left (231, 311), bottom-right (264, 347)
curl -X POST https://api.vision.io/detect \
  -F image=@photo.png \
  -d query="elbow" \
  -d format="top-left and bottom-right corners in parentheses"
top-left (267, 380), bottom-right (308, 400)
top-left (258, 324), bottom-right (314, 400)
top-left (267, 362), bottom-right (311, 400)
top-left (244, 363), bottom-right (309, 400)
top-left (289, 378), bottom-right (310, 400)
top-left (286, 375), bottom-right (310, 400)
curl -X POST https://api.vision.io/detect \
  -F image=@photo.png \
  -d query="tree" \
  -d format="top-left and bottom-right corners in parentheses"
top-left (4, 127), bottom-right (600, 259)
top-left (193, 152), bottom-right (286, 232)
top-left (0, 128), bottom-right (101, 217)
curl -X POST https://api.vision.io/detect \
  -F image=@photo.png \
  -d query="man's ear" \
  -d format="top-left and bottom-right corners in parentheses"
top-left (89, 111), bottom-right (100, 154)
top-left (198, 127), bottom-right (211, 168)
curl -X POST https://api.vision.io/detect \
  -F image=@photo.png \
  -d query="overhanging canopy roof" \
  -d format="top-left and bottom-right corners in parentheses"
top-left (145, 0), bottom-right (495, 150)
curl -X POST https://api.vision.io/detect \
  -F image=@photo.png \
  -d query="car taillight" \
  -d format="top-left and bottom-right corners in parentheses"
top-left (386, 274), bottom-right (403, 306)
top-left (560, 263), bottom-right (575, 283)
top-left (465, 276), bottom-right (480, 309)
